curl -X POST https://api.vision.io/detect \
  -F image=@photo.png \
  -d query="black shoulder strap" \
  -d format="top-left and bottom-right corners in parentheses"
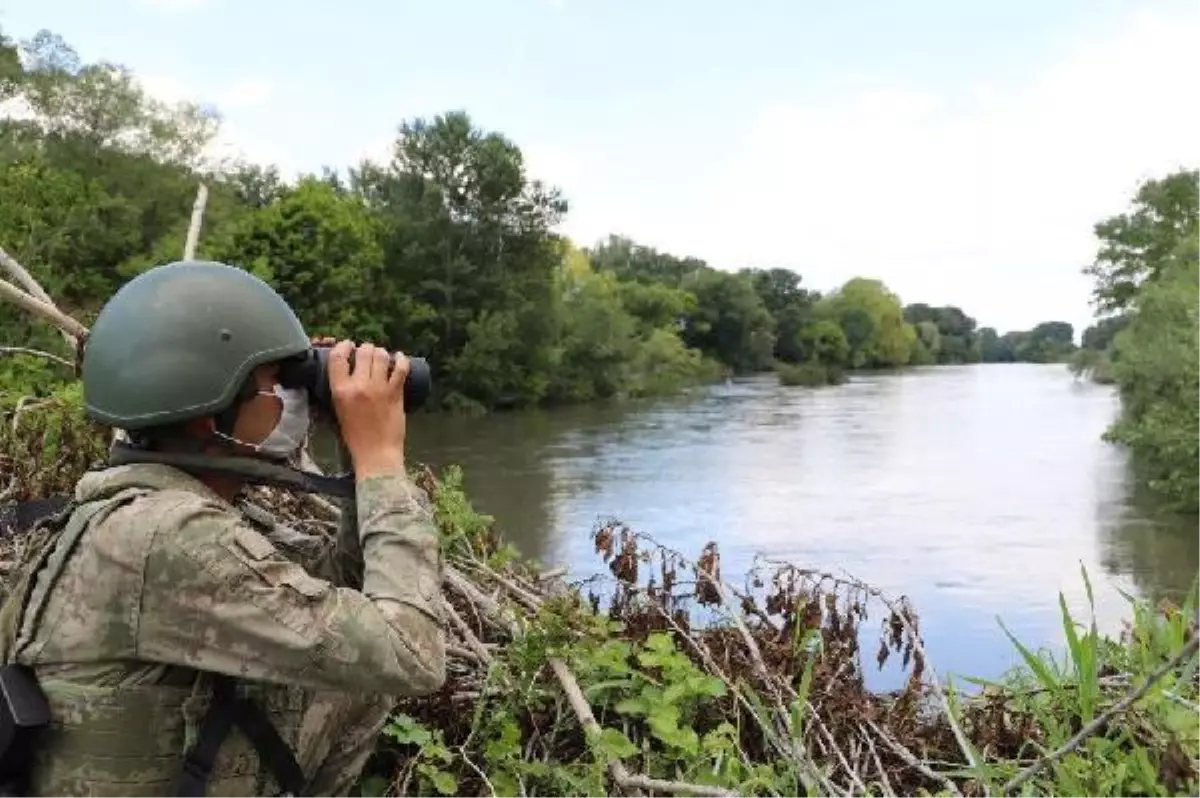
top-left (176, 675), bottom-right (307, 797)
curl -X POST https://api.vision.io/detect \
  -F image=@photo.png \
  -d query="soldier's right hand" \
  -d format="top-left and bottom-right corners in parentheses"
top-left (328, 339), bottom-right (408, 478)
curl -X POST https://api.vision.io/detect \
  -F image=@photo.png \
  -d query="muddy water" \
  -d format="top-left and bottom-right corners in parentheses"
top-left (347, 364), bottom-right (1198, 685)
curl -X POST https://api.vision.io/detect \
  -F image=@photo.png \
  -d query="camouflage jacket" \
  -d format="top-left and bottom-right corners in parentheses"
top-left (0, 462), bottom-right (447, 795)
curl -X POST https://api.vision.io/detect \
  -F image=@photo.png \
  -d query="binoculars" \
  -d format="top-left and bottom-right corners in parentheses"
top-left (278, 346), bottom-right (431, 413)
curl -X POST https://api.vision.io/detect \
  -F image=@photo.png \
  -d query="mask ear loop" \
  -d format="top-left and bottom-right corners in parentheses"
top-left (206, 375), bottom-right (260, 451)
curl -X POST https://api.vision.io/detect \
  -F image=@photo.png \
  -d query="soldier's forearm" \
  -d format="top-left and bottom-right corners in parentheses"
top-left (354, 473), bottom-right (442, 609)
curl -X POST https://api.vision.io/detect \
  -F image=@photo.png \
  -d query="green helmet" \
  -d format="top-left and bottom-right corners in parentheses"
top-left (82, 260), bottom-right (311, 430)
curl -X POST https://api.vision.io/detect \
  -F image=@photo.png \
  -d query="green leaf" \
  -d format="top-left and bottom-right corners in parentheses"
top-left (593, 727), bottom-right (638, 759)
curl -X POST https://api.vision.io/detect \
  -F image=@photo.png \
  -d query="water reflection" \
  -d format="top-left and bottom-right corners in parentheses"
top-left (336, 364), bottom-right (1197, 683)
top-left (1094, 459), bottom-right (1199, 606)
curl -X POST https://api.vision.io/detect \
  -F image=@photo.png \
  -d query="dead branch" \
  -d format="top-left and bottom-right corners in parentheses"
top-left (183, 183), bottom-right (208, 260)
top-left (0, 346), bottom-right (73, 369)
top-left (0, 278), bottom-right (89, 342)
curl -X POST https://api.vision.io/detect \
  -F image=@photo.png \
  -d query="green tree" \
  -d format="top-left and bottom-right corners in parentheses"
top-left (207, 178), bottom-right (386, 341)
top-left (1083, 169), bottom-right (1199, 314)
top-left (819, 278), bottom-right (915, 368)
top-left (1105, 240), bottom-right (1199, 511)
top-left (679, 269), bottom-right (775, 373)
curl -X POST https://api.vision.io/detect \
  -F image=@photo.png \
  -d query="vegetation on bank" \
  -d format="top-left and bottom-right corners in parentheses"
top-left (1, 27), bottom-right (1197, 794)
top-left (1074, 169), bottom-right (1199, 513)
top-left (1, 27), bottom-right (1080, 412)
top-left (1, 390), bottom-right (1198, 797)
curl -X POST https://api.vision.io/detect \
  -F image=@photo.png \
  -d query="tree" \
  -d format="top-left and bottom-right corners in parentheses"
top-left (1105, 240), bottom-right (1199, 510)
top-left (1081, 314), bottom-right (1131, 352)
top-left (206, 178), bottom-right (386, 340)
top-left (1, 26), bottom-right (1101, 418)
top-left (1084, 169), bottom-right (1199, 314)
top-left (679, 269), bottom-right (775, 373)
top-left (820, 278), bottom-right (915, 368)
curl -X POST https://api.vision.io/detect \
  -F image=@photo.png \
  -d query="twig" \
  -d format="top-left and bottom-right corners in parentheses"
top-left (815, 711), bottom-right (867, 795)
top-left (841, 572), bottom-right (982, 790)
top-left (696, 558), bottom-right (792, 736)
top-left (618, 774), bottom-right (740, 797)
top-left (549, 657), bottom-right (644, 796)
top-left (446, 643), bottom-right (480, 663)
top-left (0, 247), bottom-right (54, 304)
top-left (457, 747), bottom-right (498, 798)
top-left (860, 726), bottom-right (895, 797)
top-left (0, 346), bottom-right (73, 369)
top-left (538, 566), bottom-right (568, 582)
top-left (1001, 635), bottom-right (1200, 795)
top-left (445, 598), bottom-right (492, 664)
top-left (866, 720), bottom-right (962, 798)
top-left (0, 247), bottom-right (77, 350)
top-left (0, 278), bottom-right (89, 342)
top-left (465, 561), bottom-right (543, 611)
top-left (10, 397), bottom-right (48, 433)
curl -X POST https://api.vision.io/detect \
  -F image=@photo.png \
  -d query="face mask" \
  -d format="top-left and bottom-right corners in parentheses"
top-left (215, 384), bottom-right (310, 460)
top-left (255, 384), bottom-right (311, 459)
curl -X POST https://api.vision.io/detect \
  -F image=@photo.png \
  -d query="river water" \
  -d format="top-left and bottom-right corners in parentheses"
top-left (393, 364), bottom-right (1196, 687)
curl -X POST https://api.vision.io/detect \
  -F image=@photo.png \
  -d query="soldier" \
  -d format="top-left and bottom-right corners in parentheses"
top-left (0, 261), bottom-right (446, 796)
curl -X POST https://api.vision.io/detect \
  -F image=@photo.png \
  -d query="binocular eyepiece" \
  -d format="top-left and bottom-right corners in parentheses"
top-left (278, 346), bottom-right (431, 413)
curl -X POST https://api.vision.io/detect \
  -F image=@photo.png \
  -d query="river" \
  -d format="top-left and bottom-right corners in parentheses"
top-left (386, 364), bottom-right (1195, 687)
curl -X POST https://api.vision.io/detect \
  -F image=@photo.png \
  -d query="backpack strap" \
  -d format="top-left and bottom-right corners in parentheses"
top-left (10, 488), bottom-right (151, 660)
top-left (176, 675), bottom-right (306, 797)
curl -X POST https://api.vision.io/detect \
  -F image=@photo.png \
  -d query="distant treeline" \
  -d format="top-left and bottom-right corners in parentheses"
top-left (0, 27), bottom-right (1089, 413)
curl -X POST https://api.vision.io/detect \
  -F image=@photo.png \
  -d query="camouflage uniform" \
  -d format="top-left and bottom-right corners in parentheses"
top-left (0, 260), bottom-right (448, 795)
top-left (0, 460), bottom-right (445, 796)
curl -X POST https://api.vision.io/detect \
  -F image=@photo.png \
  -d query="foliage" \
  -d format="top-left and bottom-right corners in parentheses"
top-left (1, 319), bottom-right (1197, 798)
top-left (0, 26), bottom-right (1086, 416)
top-left (1068, 348), bottom-right (1115, 385)
top-left (775, 360), bottom-right (845, 387)
top-left (816, 278), bottom-right (916, 369)
top-left (1104, 244), bottom-right (1199, 511)
top-left (1080, 169), bottom-right (1200, 512)
top-left (377, 475), bottom-right (1199, 798)
top-left (0, 383), bottom-right (109, 501)
top-left (904, 304), bottom-right (981, 364)
top-left (1084, 170), bottom-right (1199, 315)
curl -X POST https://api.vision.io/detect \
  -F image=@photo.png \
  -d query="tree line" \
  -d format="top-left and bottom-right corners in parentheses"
top-left (3, 27), bottom-right (1080, 414)
top-left (1074, 168), bottom-right (1198, 513)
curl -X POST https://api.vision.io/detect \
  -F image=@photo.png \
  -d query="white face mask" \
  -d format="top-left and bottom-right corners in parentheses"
top-left (216, 384), bottom-right (310, 459)
top-left (256, 384), bottom-right (311, 459)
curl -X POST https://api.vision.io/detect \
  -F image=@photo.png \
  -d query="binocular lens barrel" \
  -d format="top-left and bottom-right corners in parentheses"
top-left (278, 346), bottom-right (431, 412)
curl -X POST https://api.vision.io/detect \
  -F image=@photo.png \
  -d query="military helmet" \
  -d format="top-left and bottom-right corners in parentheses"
top-left (82, 260), bottom-right (311, 430)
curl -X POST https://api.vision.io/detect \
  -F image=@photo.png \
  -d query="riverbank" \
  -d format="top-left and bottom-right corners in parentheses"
top-left (1, 390), bottom-right (1196, 797)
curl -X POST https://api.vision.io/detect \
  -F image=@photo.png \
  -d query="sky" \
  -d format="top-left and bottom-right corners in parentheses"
top-left (2, 0), bottom-right (1197, 335)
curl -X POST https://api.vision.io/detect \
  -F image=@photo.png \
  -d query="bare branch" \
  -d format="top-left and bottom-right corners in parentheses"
top-left (0, 277), bottom-right (89, 342)
top-left (183, 182), bottom-right (208, 260)
top-left (0, 247), bottom-right (81, 349)
top-left (0, 346), bottom-right (74, 369)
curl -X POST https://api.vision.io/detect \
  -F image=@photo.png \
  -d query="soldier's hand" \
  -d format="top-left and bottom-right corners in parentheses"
top-left (327, 339), bottom-right (408, 478)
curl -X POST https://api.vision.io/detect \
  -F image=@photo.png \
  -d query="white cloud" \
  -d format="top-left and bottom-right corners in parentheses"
top-left (565, 2), bottom-right (1200, 333)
